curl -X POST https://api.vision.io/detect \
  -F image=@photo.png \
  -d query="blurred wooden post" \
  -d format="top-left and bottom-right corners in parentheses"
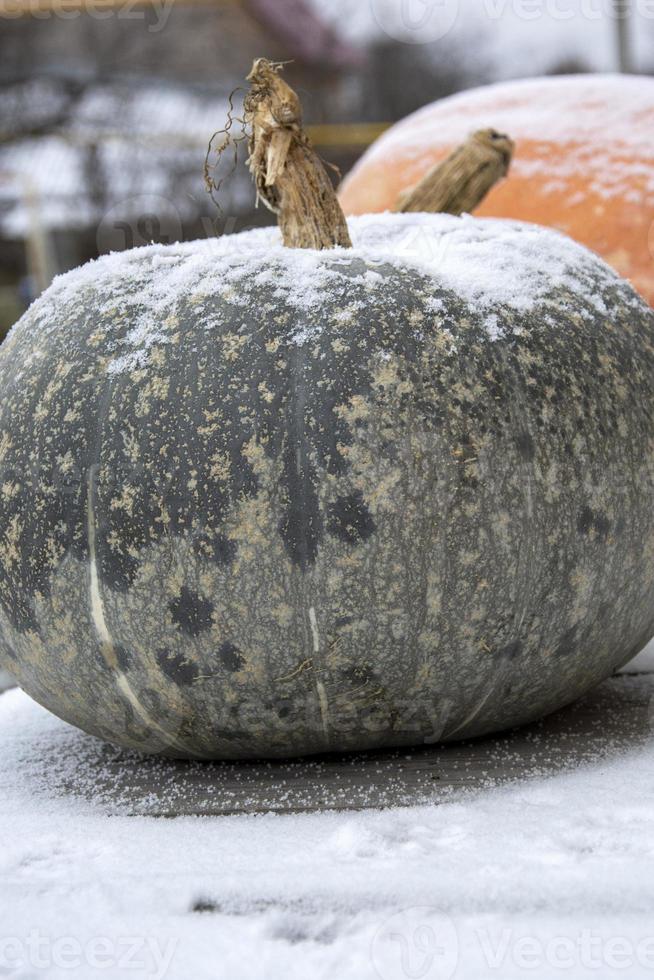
top-left (23, 177), bottom-right (57, 295)
top-left (614, 0), bottom-right (633, 73)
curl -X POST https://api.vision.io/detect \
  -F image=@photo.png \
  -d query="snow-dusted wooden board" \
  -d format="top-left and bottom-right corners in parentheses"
top-left (3, 668), bottom-right (653, 817)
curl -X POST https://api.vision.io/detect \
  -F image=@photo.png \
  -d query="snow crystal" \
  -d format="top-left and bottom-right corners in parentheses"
top-left (16, 211), bottom-right (641, 376)
top-left (484, 313), bottom-right (501, 340)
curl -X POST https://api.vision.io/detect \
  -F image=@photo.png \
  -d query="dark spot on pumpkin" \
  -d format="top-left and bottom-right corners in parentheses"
top-left (193, 531), bottom-right (237, 566)
top-left (115, 645), bottom-right (131, 671)
top-left (218, 642), bottom-right (245, 673)
top-left (341, 661), bottom-right (376, 686)
top-left (497, 640), bottom-right (522, 660)
top-left (578, 507), bottom-right (594, 534)
top-left (515, 431), bottom-right (535, 462)
top-left (278, 506), bottom-right (322, 570)
top-left (577, 507), bottom-right (611, 540)
top-left (327, 492), bottom-right (376, 545)
top-left (99, 542), bottom-right (141, 593)
top-left (156, 647), bottom-right (199, 686)
top-left (169, 587), bottom-right (214, 636)
top-left (277, 348), bottom-right (323, 570)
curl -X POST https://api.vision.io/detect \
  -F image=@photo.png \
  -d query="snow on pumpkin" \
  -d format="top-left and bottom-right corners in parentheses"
top-left (339, 74), bottom-right (654, 306)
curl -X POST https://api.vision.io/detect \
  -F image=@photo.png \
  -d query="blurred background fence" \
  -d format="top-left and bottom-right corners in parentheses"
top-left (0, 0), bottom-right (652, 337)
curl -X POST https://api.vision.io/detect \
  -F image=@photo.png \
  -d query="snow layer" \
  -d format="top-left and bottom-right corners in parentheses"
top-left (2, 665), bottom-right (654, 980)
top-left (18, 211), bottom-right (639, 378)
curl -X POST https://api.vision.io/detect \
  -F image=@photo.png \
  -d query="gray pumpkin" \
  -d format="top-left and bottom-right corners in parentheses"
top-left (0, 213), bottom-right (652, 759)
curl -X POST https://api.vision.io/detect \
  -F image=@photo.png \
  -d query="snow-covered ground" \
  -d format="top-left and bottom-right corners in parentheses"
top-left (1, 640), bottom-right (654, 979)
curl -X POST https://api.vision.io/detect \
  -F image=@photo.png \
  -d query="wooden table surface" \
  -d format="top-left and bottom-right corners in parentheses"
top-left (4, 668), bottom-right (652, 817)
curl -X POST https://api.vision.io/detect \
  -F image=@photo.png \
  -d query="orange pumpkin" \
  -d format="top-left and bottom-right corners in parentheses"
top-left (339, 74), bottom-right (654, 306)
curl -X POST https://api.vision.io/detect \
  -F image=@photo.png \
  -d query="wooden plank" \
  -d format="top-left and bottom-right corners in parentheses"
top-left (307, 122), bottom-right (390, 147)
top-left (0, 124), bottom-right (391, 151)
top-left (31, 673), bottom-right (652, 817)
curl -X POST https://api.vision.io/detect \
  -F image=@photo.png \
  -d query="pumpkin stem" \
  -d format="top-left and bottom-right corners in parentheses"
top-left (243, 59), bottom-right (352, 250)
top-left (397, 129), bottom-right (515, 215)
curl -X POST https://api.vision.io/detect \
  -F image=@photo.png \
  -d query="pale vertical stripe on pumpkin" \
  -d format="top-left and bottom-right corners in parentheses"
top-left (86, 465), bottom-right (194, 756)
top-left (308, 606), bottom-right (330, 743)
top-left (308, 606), bottom-right (320, 654)
top-left (315, 681), bottom-right (331, 744)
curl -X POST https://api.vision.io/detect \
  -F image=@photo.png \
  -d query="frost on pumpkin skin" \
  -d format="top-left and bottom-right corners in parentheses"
top-left (0, 213), bottom-right (653, 758)
top-left (339, 77), bottom-right (654, 305)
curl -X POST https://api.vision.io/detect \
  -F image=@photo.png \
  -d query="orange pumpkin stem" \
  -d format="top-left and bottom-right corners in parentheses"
top-left (244, 59), bottom-right (352, 250)
top-left (398, 129), bottom-right (515, 215)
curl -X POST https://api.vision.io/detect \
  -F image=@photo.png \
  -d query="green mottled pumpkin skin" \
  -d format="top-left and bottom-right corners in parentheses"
top-left (0, 228), bottom-right (653, 758)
